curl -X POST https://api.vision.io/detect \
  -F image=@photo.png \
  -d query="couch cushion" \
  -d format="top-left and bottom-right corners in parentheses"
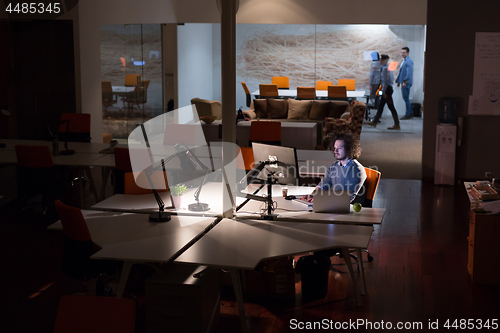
top-left (287, 99), bottom-right (312, 120)
top-left (254, 99), bottom-right (268, 118)
top-left (328, 101), bottom-right (350, 118)
top-left (267, 98), bottom-right (288, 119)
top-left (309, 100), bottom-right (331, 120)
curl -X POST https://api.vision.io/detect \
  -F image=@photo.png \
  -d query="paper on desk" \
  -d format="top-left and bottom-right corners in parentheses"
top-left (481, 200), bottom-right (500, 215)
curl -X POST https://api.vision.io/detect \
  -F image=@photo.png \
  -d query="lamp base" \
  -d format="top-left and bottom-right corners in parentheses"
top-left (60, 149), bottom-right (75, 155)
top-left (188, 202), bottom-right (210, 212)
top-left (149, 212), bottom-right (171, 222)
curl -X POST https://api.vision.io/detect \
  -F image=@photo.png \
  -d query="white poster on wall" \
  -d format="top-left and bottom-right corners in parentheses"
top-left (470, 32), bottom-right (500, 115)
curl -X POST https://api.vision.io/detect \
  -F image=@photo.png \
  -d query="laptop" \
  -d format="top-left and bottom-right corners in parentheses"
top-left (312, 189), bottom-right (351, 213)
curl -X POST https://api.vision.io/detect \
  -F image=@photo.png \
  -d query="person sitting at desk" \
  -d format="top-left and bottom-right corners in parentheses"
top-left (302, 131), bottom-right (367, 204)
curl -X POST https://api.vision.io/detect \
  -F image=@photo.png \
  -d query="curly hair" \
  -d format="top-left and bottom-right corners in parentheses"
top-left (326, 131), bottom-right (362, 159)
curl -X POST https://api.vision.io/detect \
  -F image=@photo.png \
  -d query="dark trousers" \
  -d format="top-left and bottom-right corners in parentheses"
top-left (373, 85), bottom-right (399, 126)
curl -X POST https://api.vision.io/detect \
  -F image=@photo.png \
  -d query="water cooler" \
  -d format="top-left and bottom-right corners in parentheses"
top-left (434, 98), bottom-right (457, 185)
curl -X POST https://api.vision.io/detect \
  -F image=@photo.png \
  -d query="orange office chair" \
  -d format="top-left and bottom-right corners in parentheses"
top-left (241, 81), bottom-right (252, 107)
top-left (123, 80), bottom-right (150, 112)
top-left (124, 74), bottom-right (141, 87)
top-left (272, 76), bottom-right (290, 89)
top-left (249, 121), bottom-right (281, 146)
top-left (236, 147), bottom-right (255, 172)
top-left (53, 295), bottom-right (136, 333)
top-left (54, 199), bottom-right (101, 281)
top-left (363, 167), bottom-right (381, 208)
top-left (296, 87), bottom-right (316, 100)
top-left (59, 113), bottom-right (91, 143)
top-left (327, 85), bottom-right (348, 99)
top-left (15, 144), bottom-right (56, 213)
top-left (258, 84), bottom-right (279, 98)
top-left (123, 171), bottom-right (169, 195)
top-left (338, 79), bottom-right (356, 91)
top-left (315, 80), bottom-right (332, 91)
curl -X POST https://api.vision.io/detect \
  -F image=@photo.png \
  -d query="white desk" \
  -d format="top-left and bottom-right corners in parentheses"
top-left (175, 218), bottom-right (373, 328)
top-left (251, 89), bottom-right (366, 99)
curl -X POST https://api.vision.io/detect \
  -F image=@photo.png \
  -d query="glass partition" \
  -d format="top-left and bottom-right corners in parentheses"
top-left (100, 24), bottom-right (163, 139)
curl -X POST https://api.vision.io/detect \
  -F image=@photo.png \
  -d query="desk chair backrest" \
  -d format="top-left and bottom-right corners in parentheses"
top-left (114, 147), bottom-right (133, 194)
top-left (125, 74), bottom-right (141, 86)
top-left (272, 76), bottom-right (290, 89)
top-left (15, 144), bottom-right (54, 168)
top-left (249, 121), bottom-right (281, 146)
top-left (54, 295), bottom-right (136, 333)
top-left (124, 171), bottom-right (169, 195)
top-left (241, 81), bottom-right (251, 107)
top-left (259, 84), bottom-right (279, 97)
top-left (363, 167), bottom-right (381, 208)
top-left (55, 199), bottom-right (94, 280)
top-left (296, 87), bottom-right (316, 100)
top-left (328, 85), bottom-right (347, 98)
top-left (315, 80), bottom-right (332, 91)
top-left (59, 113), bottom-right (91, 142)
top-left (237, 147), bottom-right (255, 171)
top-left (338, 79), bottom-right (356, 91)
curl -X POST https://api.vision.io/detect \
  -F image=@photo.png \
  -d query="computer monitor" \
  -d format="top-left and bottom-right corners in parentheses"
top-left (252, 142), bottom-right (298, 185)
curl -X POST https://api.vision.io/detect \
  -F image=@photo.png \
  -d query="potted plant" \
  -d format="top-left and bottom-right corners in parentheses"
top-left (170, 184), bottom-right (188, 209)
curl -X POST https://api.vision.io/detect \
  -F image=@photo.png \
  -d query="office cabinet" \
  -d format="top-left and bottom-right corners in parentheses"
top-left (467, 211), bottom-right (500, 285)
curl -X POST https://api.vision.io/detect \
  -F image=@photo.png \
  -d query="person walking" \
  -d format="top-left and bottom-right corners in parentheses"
top-left (396, 46), bottom-right (414, 120)
top-left (365, 54), bottom-right (400, 130)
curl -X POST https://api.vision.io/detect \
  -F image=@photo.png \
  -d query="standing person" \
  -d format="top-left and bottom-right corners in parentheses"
top-left (396, 46), bottom-right (414, 120)
top-left (369, 52), bottom-right (383, 103)
top-left (302, 131), bottom-right (366, 204)
top-left (365, 54), bottom-right (400, 130)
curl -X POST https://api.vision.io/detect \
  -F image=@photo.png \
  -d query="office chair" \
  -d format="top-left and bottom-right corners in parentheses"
top-left (123, 80), bottom-right (150, 113)
top-left (258, 84), bottom-right (279, 98)
top-left (53, 295), bottom-right (136, 333)
top-left (113, 147), bottom-right (133, 194)
top-left (248, 121), bottom-right (281, 146)
top-left (123, 171), bottom-right (169, 195)
top-left (236, 147), bottom-right (255, 172)
top-left (241, 81), bottom-right (252, 107)
top-left (338, 79), bottom-right (356, 91)
top-left (327, 85), bottom-right (348, 99)
top-left (296, 87), bottom-right (316, 100)
top-left (101, 81), bottom-right (117, 116)
top-left (315, 80), bottom-right (332, 91)
top-left (59, 113), bottom-right (91, 143)
top-left (124, 73), bottom-right (141, 87)
top-left (272, 76), bottom-right (290, 89)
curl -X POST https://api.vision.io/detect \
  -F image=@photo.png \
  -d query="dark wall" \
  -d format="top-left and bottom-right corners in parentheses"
top-left (9, 20), bottom-right (76, 140)
top-left (424, 0), bottom-right (500, 180)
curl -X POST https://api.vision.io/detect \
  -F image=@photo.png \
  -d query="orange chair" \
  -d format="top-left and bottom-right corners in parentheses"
top-left (249, 121), bottom-right (281, 146)
top-left (123, 80), bottom-right (150, 112)
top-left (272, 76), bottom-right (290, 89)
top-left (327, 85), bottom-right (348, 99)
top-left (241, 81), bottom-right (252, 107)
top-left (363, 167), bottom-right (381, 208)
top-left (113, 147), bottom-right (133, 194)
top-left (124, 171), bottom-right (169, 195)
top-left (54, 200), bottom-right (101, 281)
top-left (338, 79), bottom-right (356, 91)
top-left (258, 84), bottom-right (279, 98)
top-left (315, 80), bottom-right (332, 91)
top-left (124, 74), bottom-right (141, 86)
top-left (237, 147), bottom-right (255, 171)
top-left (53, 295), bottom-right (136, 333)
top-left (59, 113), bottom-right (91, 143)
top-left (296, 87), bottom-right (316, 100)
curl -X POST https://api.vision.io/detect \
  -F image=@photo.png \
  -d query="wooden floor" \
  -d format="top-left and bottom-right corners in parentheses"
top-left (1, 179), bottom-right (499, 332)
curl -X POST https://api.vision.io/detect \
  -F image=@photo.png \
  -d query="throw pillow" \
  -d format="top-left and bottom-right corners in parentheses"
top-left (267, 98), bottom-right (288, 119)
top-left (287, 99), bottom-right (312, 120)
top-left (309, 101), bottom-right (331, 120)
top-left (253, 99), bottom-right (268, 119)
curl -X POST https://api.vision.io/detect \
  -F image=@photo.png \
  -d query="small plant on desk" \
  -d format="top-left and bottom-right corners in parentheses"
top-left (170, 184), bottom-right (188, 209)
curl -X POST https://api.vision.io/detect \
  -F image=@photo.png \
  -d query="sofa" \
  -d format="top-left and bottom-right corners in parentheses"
top-left (323, 100), bottom-right (366, 144)
top-left (242, 98), bottom-right (351, 147)
top-left (191, 98), bottom-right (222, 120)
